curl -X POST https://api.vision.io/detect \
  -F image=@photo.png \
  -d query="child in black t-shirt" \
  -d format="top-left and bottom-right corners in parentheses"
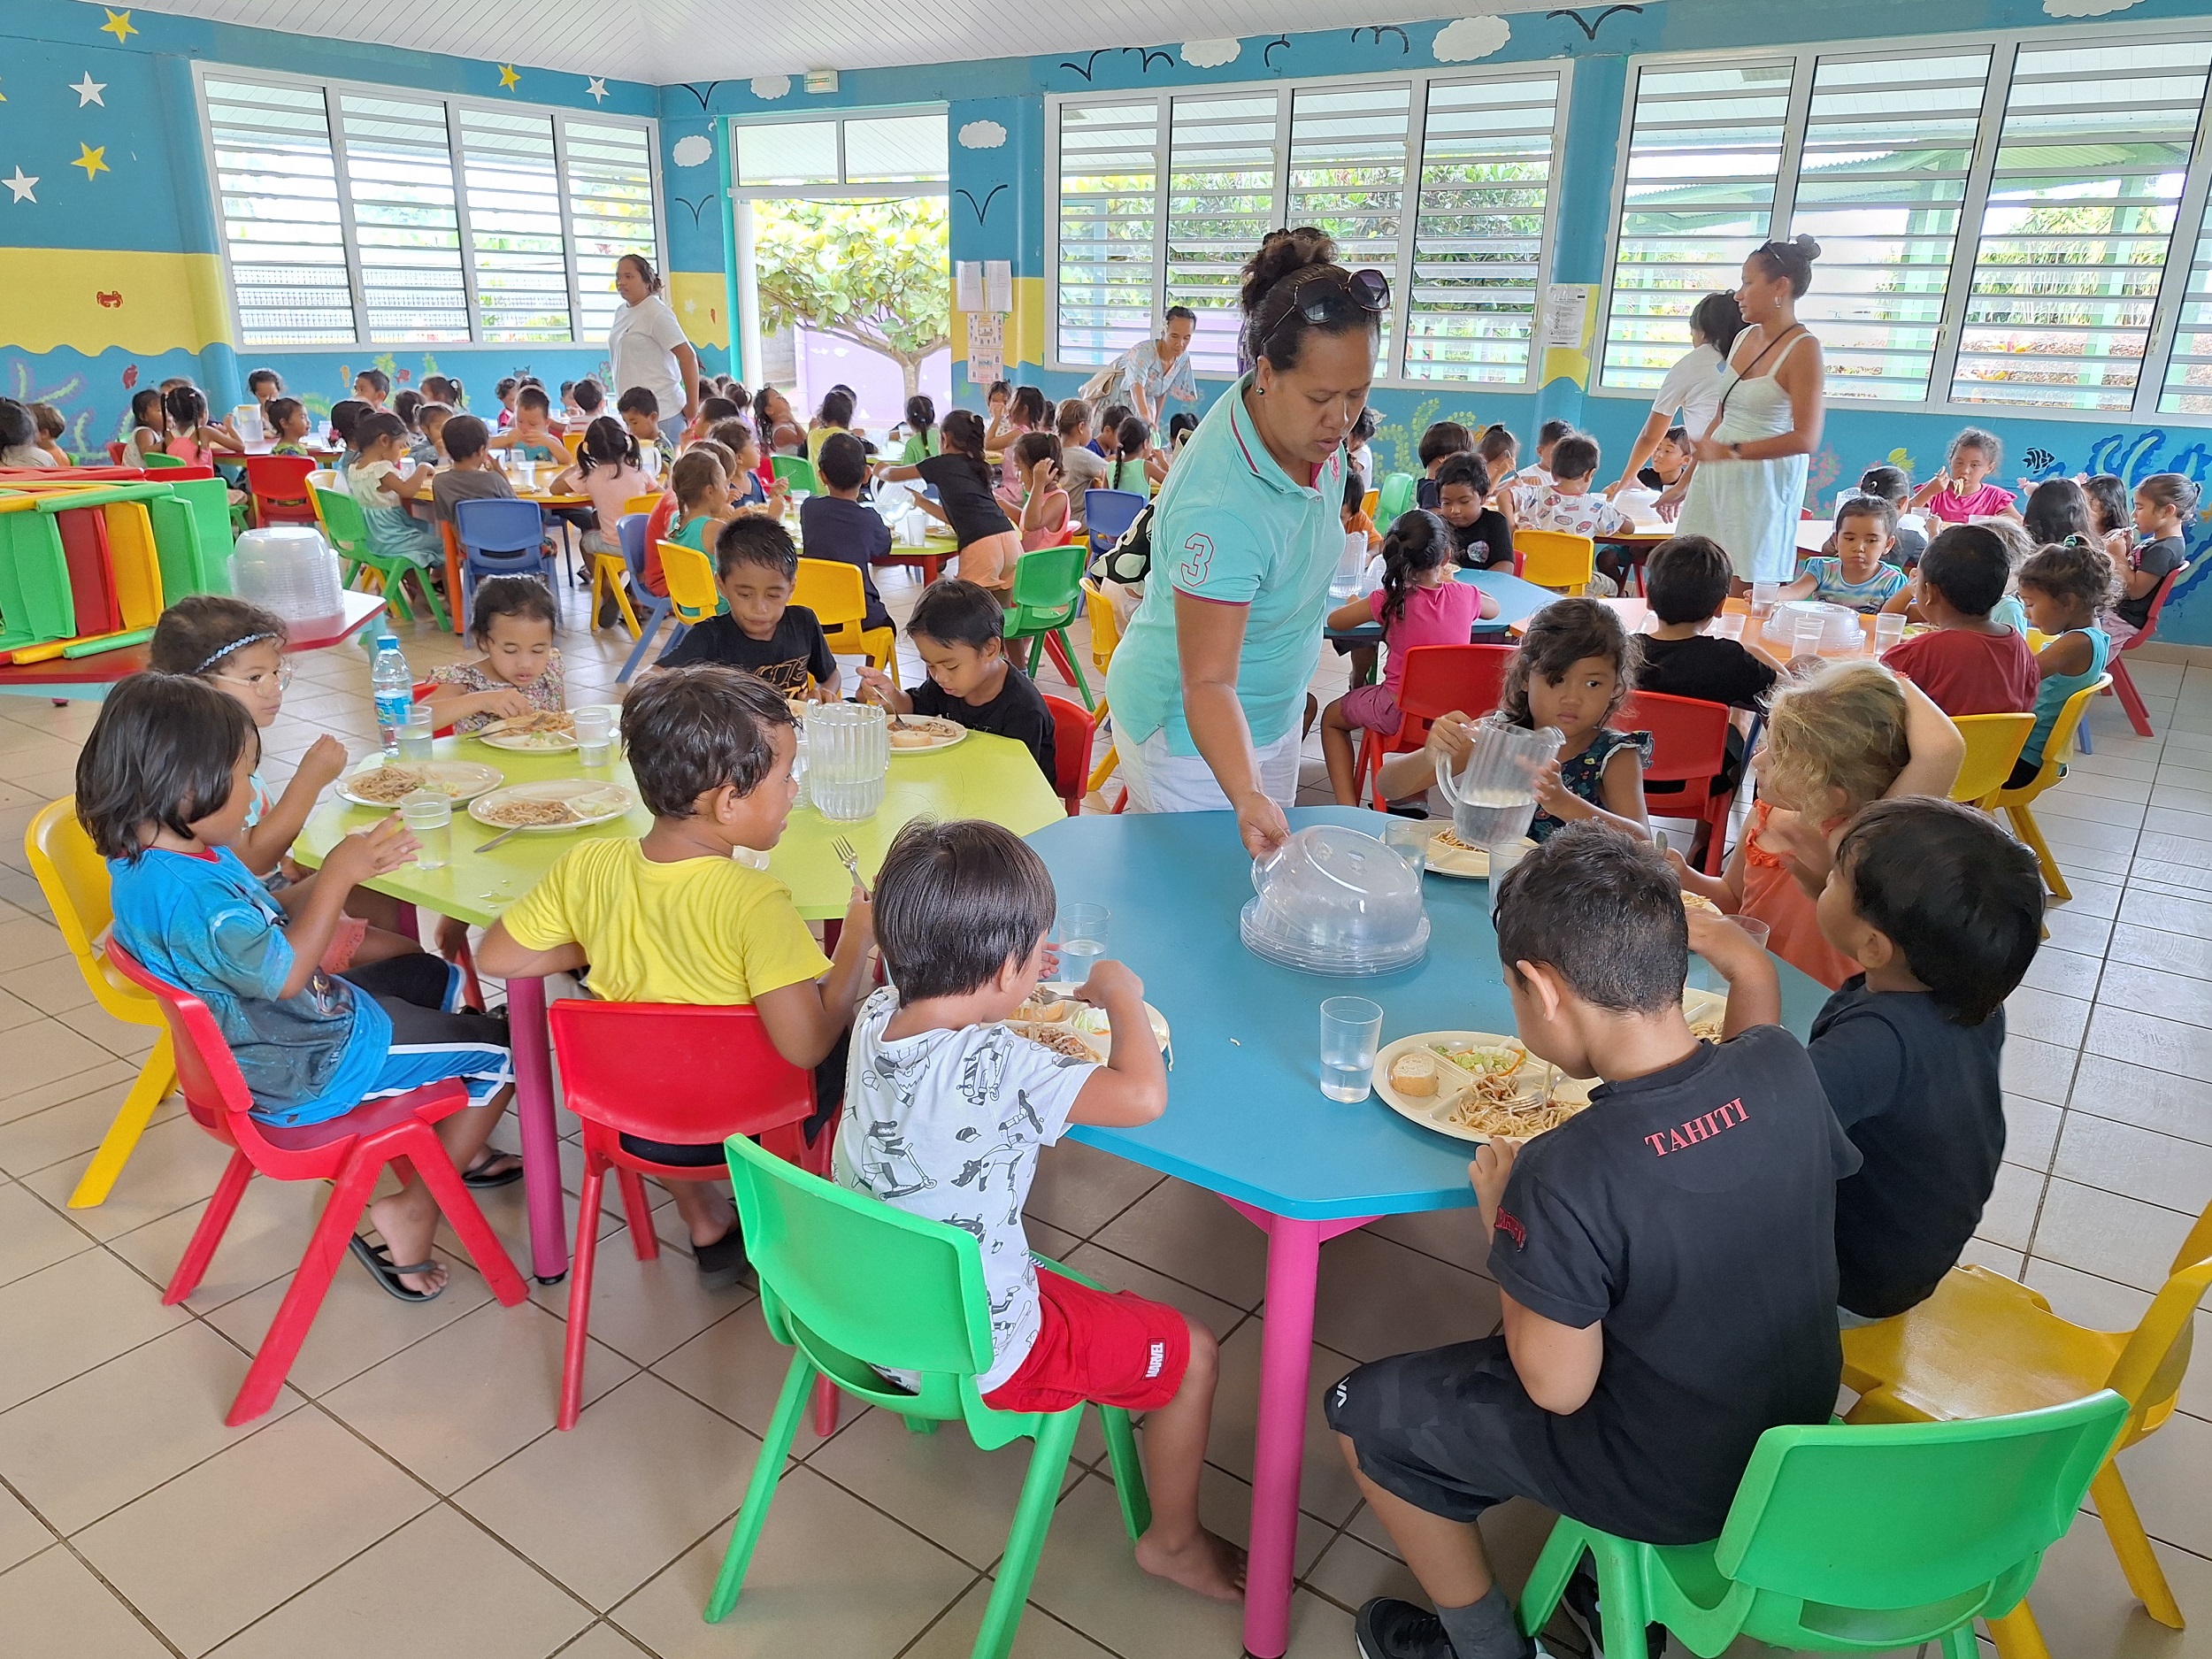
top-left (1413, 420), bottom-right (1475, 511)
top-left (656, 518), bottom-right (838, 697)
top-left (1328, 826), bottom-right (1857, 1659)
top-left (1793, 798), bottom-right (2042, 1320)
top-left (1435, 454), bottom-right (1514, 572)
top-left (799, 431), bottom-right (895, 633)
top-left (855, 579), bottom-right (1056, 786)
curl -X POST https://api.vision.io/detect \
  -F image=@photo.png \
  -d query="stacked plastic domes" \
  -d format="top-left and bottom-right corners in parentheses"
top-left (1240, 825), bottom-right (1430, 976)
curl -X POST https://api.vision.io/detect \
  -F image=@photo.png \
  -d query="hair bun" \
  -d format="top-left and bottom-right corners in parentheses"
top-left (1793, 233), bottom-right (1823, 260)
top-left (1240, 227), bottom-right (1340, 318)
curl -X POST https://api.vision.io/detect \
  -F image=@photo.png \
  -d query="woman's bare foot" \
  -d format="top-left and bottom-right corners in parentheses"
top-left (1134, 1526), bottom-right (1247, 1601)
top-left (365, 1188), bottom-right (447, 1297)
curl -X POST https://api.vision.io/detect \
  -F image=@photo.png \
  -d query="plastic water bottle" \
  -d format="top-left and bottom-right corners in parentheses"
top-left (370, 630), bottom-right (413, 755)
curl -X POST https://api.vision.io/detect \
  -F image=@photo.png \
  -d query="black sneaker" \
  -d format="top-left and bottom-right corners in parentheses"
top-left (693, 1225), bottom-right (750, 1291)
top-left (1558, 1566), bottom-right (1663, 1659)
top-left (1356, 1598), bottom-right (1455, 1659)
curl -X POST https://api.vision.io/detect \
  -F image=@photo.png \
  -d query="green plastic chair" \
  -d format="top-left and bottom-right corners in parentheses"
top-left (139, 450), bottom-right (187, 470)
top-left (1001, 541), bottom-right (1094, 709)
top-left (1376, 470), bottom-right (1418, 525)
top-left (1517, 1390), bottom-right (2127, 1659)
top-left (772, 453), bottom-right (818, 495)
top-left (707, 1133), bottom-right (1151, 1658)
top-left (311, 484), bottom-right (449, 631)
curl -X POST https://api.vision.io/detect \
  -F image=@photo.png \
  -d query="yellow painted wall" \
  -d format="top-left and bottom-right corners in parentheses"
top-left (949, 277), bottom-right (1047, 372)
top-left (0, 250), bottom-right (231, 354)
top-left (666, 271), bottom-right (729, 350)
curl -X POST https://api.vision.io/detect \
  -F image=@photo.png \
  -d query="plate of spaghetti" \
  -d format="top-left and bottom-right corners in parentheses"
top-left (1005, 983), bottom-right (1171, 1065)
top-left (466, 779), bottom-right (635, 833)
top-left (1425, 828), bottom-right (1535, 880)
top-left (473, 710), bottom-right (578, 751)
top-left (339, 758), bottom-right (503, 808)
top-left (1371, 1030), bottom-right (1586, 1144)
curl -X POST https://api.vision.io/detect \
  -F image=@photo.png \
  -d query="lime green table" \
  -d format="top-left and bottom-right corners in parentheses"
top-left (296, 727), bottom-right (1064, 1279)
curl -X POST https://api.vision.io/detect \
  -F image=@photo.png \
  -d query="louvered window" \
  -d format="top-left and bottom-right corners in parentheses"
top-left (1055, 102), bottom-right (1161, 367)
top-left (460, 108), bottom-right (572, 343)
top-left (204, 77), bottom-right (355, 346)
top-left (566, 120), bottom-right (659, 348)
top-left (1167, 96), bottom-right (1281, 374)
top-left (337, 93), bottom-right (469, 343)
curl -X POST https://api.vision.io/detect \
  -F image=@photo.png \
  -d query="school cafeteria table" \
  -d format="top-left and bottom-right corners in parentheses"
top-left (295, 728), bottom-right (1064, 1284)
top-left (1513, 595), bottom-right (1902, 659)
top-left (1025, 806), bottom-right (1831, 1659)
top-left (1323, 566), bottom-right (1558, 647)
top-left (1596, 515), bottom-right (1835, 591)
top-left (0, 590), bottom-right (387, 702)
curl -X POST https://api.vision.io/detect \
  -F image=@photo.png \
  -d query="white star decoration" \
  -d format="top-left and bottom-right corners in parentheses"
top-left (3, 167), bottom-right (36, 204)
top-left (586, 77), bottom-right (609, 102)
top-left (71, 73), bottom-right (106, 107)
top-left (682, 297), bottom-right (696, 313)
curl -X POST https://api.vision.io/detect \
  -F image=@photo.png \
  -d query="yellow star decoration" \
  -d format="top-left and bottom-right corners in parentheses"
top-left (100, 8), bottom-right (135, 42)
top-left (497, 63), bottom-right (520, 91)
top-left (72, 142), bottom-right (109, 180)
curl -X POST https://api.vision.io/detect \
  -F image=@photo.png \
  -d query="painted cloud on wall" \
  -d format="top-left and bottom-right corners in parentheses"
top-left (672, 134), bottom-right (713, 168)
top-left (957, 119), bottom-right (1008, 150)
top-left (750, 74), bottom-right (792, 100)
top-left (1183, 38), bottom-right (1241, 68)
top-left (1434, 15), bottom-right (1511, 59)
top-left (2042, 0), bottom-right (2147, 13)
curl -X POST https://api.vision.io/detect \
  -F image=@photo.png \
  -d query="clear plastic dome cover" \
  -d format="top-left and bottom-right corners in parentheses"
top-left (1240, 825), bottom-right (1430, 975)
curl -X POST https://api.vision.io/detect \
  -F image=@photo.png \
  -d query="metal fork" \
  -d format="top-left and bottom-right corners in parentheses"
top-left (831, 835), bottom-right (869, 895)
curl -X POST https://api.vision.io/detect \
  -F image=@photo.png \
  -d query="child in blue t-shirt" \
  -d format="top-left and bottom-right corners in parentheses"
top-left (83, 673), bottom-right (516, 1302)
top-left (1782, 496), bottom-right (1911, 613)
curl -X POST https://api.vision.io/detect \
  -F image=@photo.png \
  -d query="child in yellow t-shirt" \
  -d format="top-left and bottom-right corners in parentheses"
top-left (478, 664), bottom-right (876, 1287)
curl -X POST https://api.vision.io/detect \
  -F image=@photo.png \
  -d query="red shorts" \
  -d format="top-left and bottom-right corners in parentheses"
top-left (981, 1268), bottom-right (1190, 1415)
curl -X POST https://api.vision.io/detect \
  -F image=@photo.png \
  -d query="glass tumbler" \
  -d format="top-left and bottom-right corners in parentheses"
top-left (1320, 996), bottom-right (1386, 1102)
top-left (1750, 581), bottom-right (1781, 618)
top-left (1378, 816), bottom-right (1430, 878)
top-left (573, 704), bottom-right (614, 767)
top-left (397, 704), bottom-right (435, 762)
top-left (400, 792), bottom-right (452, 870)
top-left (1874, 611), bottom-right (1908, 652)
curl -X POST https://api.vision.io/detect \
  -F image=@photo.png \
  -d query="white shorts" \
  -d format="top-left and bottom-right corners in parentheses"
top-left (1116, 725), bottom-right (1302, 816)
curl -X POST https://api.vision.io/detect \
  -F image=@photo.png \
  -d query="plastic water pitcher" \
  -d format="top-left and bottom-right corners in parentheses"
top-left (805, 703), bottom-right (888, 821)
top-left (229, 526), bottom-right (342, 628)
top-left (1432, 717), bottom-right (1563, 849)
top-left (370, 631), bottom-right (413, 756)
top-left (1329, 531), bottom-right (1369, 601)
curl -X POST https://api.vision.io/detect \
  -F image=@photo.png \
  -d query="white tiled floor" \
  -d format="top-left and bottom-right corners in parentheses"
top-left (0, 565), bottom-right (2206, 1657)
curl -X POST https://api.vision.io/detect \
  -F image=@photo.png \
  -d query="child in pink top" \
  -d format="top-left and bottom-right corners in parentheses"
top-left (1014, 432), bottom-right (1073, 551)
top-left (1320, 510), bottom-right (1499, 803)
top-left (1911, 427), bottom-right (2021, 526)
top-left (549, 414), bottom-right (651, 560)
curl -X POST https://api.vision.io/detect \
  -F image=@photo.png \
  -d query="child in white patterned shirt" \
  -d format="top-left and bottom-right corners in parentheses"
top-left (1508, 433), bottom-right (1632, 544)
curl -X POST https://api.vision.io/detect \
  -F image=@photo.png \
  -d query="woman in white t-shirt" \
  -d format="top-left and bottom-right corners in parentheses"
top-left (607, 253), bottom-right (700, 428)
top-left (1609, 291), bottom-right (1744, 510)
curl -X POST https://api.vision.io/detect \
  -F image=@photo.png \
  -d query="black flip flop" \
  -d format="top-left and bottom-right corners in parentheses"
top-left (348, 1234), bottom-right (446, 1302)
top-left (461, 1149), bottom-right (526, 1189)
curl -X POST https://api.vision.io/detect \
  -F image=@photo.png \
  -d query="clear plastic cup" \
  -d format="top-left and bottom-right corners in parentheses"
top-left (1377, 816), bottom-right (1430, 878)
top-left (1054, 903), bottom-right (1110, 980)
top-left (397, 703), bottom-right (435, 762)
top-left (1792, 614), bottom-right (1826, 659)
top-left (1874, 611), bottom-right (1908, 653)
top-left (1750, 581), bottom-right (1781, 618)
top-left (1487, 837), bottom-right (1532, 915)
top-left (572, 704), bottom-right (614, 767)
top-left (1732, 915), bottom-right (1772, 952)
top-left (1715, 612), bottom-right (1747, 641)
top-left (1320, 996), bottom-right (1386, 1102)
top-left (400, 793), bottom-right (452, 869)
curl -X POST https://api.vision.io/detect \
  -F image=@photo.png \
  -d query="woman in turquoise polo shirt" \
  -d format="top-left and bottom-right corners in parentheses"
top-left (1105, 229), bottom-right (1385, 856)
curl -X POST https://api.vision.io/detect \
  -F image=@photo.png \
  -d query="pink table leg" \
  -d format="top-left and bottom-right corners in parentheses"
top-left (1224, 1199), bottom-right (1375, 1659)
top-left (504, 974), bottom-right (569, 1283)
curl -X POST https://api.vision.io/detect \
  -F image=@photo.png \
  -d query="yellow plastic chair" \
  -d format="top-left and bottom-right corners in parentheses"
top-left (1842, 1194), bottom-right (2212, 1659)
top-left (658, 540), bottom-right (725, 626)
top-left (1947, 712), bottom-right (2034, 804)
top-left (623, 491), bottom-right (664, 518)
top-left (1516, 528), bottom-right (1597, 594)
top-left (588, 547), bottom-right (641, 640)
top-left (559, 431), bottom-right (585, 457)
top-left (1080, 578), bottom-right (1124, 798)
top-left (792, 557), bottom-right (897, 684)
top-left (24, 798), bottom-right (177, 1208)
top-left (1975, 674), bottom-right (2111, 902)
top-left (1361, 488), bottom-right (1380, 523)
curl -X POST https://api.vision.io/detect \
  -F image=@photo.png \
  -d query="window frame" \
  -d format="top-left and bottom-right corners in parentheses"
top-left (1590, 20), bottom-right (2212, 425)
top-left (723, 104), bottom-right (951, 201)
top-left (192, 59), bottom-right (664, 352)
top-left (1044, 62), bottom-right (1575, 389)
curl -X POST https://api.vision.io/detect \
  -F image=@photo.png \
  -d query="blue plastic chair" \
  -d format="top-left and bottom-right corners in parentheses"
top-left (453, 497), bottom-right (555, 614)
top-left (616, 513), bottom-right (686, 684)
top-left (1084, 488), bottom-right (1147, 570)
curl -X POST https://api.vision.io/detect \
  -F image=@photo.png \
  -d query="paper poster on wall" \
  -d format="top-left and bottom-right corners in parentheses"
top-left (1540, 284), bottom-right (1592, 350)
top-left (966, 311), bottom-right (1003, 384)
top-left (955, 262), bottom-right (984, 312)
top-left (984, 260), bottom-right (1013, 312)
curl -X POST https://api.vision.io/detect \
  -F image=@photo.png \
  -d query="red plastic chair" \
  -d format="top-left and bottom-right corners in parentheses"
top-left (106, 941), bottom-right (527, 1425)
top-left (546, 1000), bottom-right (834, 1432)
top-left (2109, 559), bottom-right (2194, 737)
top-left (243, 454), bottom-right (319, 528)
top-left (1621, 689), bottom-right (1738, 874)
top-left (105, 441), bottom-right (127, 465)
top-left (1042, 694), bottom-right (1094, 816)
top-left (1356, 643), bottom-right (1516, 806)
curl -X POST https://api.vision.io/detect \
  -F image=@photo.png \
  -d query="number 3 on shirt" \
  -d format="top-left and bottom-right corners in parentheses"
top-left (1177, 532), bottom-right (1216, 588)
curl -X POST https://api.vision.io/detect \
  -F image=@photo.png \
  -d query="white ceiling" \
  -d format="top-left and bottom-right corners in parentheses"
top-left (131, 0), bottom-right (1570, 87)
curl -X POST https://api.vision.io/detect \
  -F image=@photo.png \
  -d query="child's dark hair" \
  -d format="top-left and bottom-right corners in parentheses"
top-left (28, 401), bottom-right (65, 441)
top-left (393, 388), bottom-right (424, 431)
top-left (263, 396), bottom-right (303, 438)
top-left (1435, 453), bottom-right (1491, 498)
top-left (1166, 411), bottom-right (1196, 449)
top-left (1502, 596), bottom-right (1634, 727)
top-left (1417, 421), bottom-right (1472, 469)
top-left (713, 515), bottom-right (798, 580)
top-left (617, 385), bottom-right (660, 420)
top-left (75, 674), bottom-right (256, 864)
top-left (1658, 424), bottom-right (1688, 451)
top-left (1549, 433), bottom-right (1600, 483)
top-left (2017, 539), bottom-right (2117, 615)
top-left (149, 594), bottom-right (289, 676)
top-left (1478, 424), bottom-right (1517, 472)
top-left (572, 379), bottom-right (604, 414)
top-left (2021, 478), bottom-right (2092, 548)
top-left (1643, 535), bottom-right (1733, 626)
top-left (873, 818), bottom-right (1060, 1002)
top-left (328, 399), bottom-right (369, 446)
top-left (1857, 464), bottom-right (1909, 505)
top-left (422, 373), bottom-right (465, 408)
top-left (354, 367), bottom-right (390, 398)
top-left (1919, 525), bottom-right (2011, 617)
top-left (941, 408), bottom-right (994, 488)
top-left (1350, 405), bottom-right (1378, 445)
top-left (442, 413), bottom-right (489, 462)
top-left (1494, 821), bottom-right (1686, 1013)
top-left (2137, 471), bottom-right (2203, 521)
top-left (1536, 419), bottom-right (1572, 451)
top-left (246, 367), bottom-right (283, 397)
top-left (1010, 386), bottom-right (1048, 428)
top-left (1834, 495), bottom-right (1899, 539)
top-left (1097, 403), bottom-right (1132, 444)
top-left (1012, 431), bottom-right (1062, 477)
top-left (577, 414), bottom-right (641, 476)
top-left (163, 385), bottom-right (208, 432)
top-left (1054, 397), bottom-right (1091, 440)
top-left (517, 385), bottom-right (551, 416)
top-left (621, 664), bottom-right (792, 818)
top-left (817, 431), bottom-right (869, 492)
top-left (1117, 415), bottom-right (1149, 457)
top-left (816, 388), bottom-right (855, 430)
top-left (1375, 510), bottom-right (1453, 628)
top-left (987, 379), bottom-right (1013, 404)
top-left (557, 381), bottom-right (575, 406)
top-left (495, 376), bottom-right (519, 404)
top-left (0, 399), bottom-right (33, 451)
top-left (468, 575), bottom-right (557, 643)
top-left (905, 394), bottom-right (937, 442)
top-left (910, 579), bottom-right (1008, 653)
top-left (706, 418), bottom-right (757, 458)
top-left (419, 403), bottom-right (452, 434)
top-left (130, 388), bottom-right (166, 430)
top-left (354, 410), bottom-right (407, 453)
top-left (1835, 798), bottom-right (2042, 1025)
top-left (1946, 426), bottom-right (2001, 472)
top-left (2081, 473), bottom-right (2129, 535)
top-left (670, 449), bottom-right (727, 512)
top-left (1342, 468), bottom-right (1368, 513)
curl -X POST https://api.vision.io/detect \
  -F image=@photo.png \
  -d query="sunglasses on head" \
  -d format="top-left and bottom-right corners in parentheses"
top-left (1258, 266), bottom-right (1391, 357)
